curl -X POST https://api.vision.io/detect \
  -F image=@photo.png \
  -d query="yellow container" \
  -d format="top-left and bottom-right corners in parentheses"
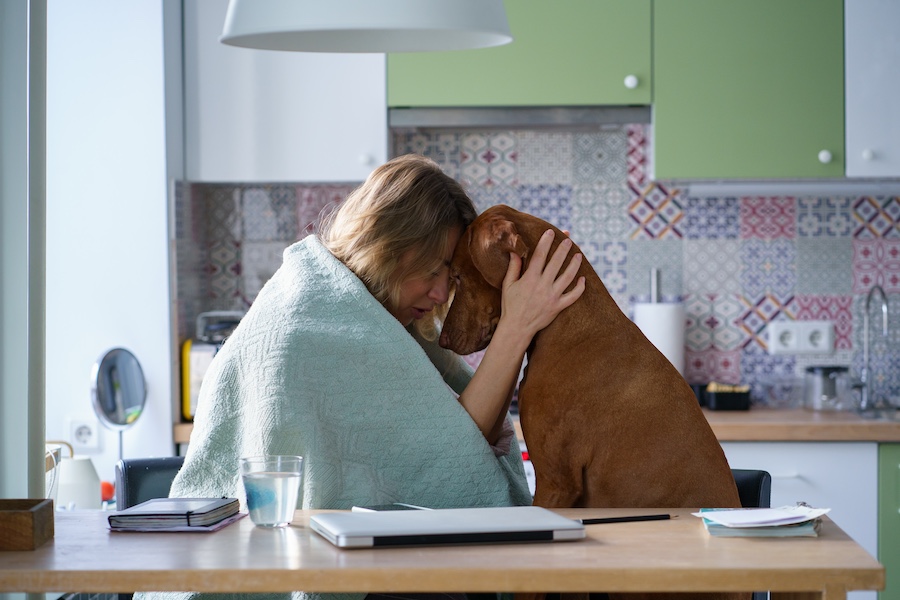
top-left (181, 339), bottom-right (218, 420)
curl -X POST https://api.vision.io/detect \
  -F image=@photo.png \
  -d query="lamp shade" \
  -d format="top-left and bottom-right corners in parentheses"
top-left (220, 0), bottom-right (513, 53)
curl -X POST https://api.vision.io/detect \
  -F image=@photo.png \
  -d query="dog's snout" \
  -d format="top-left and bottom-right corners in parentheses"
top-left (439, 324), bottom-right (472, 354)
top-left (438, 329), bottom-right (451, 349)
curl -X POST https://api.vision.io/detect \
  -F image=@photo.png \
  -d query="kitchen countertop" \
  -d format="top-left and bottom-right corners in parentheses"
top-left (699, 407), bottom-right (900, 442)
top-left (512, 407), bottom-right (900, 443)
top-left (174, 407), bottom-right (900, 446)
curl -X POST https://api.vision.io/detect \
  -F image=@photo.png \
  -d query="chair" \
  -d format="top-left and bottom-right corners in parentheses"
top-left (732, 468), bottom-right (772, 509)
top-left (114, 455), bottom-right (185, 510)
top-left (732, 469), bottom-right (772, 600)
top-left (113, 456), bottom-right (186, 600)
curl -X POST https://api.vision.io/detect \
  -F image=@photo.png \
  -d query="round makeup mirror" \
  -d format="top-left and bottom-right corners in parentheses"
top-left (91, 348), bottom-right (147, 459)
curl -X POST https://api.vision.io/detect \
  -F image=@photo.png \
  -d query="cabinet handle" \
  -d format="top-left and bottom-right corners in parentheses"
top-left (862, 148), bottom-right (875, 161)
top-left (817, 149), bottom-right (833, 164)
top-left (623, 75), bottom-right (639, 89)
top-left (770, 472), bottom-right (802, 480)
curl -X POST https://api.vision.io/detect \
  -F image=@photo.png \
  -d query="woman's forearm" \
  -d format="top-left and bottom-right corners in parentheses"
top-left (457, 321), bottom-right (531, 443)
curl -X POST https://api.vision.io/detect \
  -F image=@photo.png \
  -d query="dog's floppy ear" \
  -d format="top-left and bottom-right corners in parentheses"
top-left (470, 217), bottom-right (529, 289)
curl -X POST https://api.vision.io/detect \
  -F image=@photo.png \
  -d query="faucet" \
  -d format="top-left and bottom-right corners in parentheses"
top-left (861, 285), bottom-right (889, 412)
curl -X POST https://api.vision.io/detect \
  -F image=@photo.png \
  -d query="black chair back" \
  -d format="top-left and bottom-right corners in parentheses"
top-left (114, 455), bottom-right (185, 510)
top-left (732, 468), bottom-right (772, 509)
top-left (732, 469), bottom-right (773, 600)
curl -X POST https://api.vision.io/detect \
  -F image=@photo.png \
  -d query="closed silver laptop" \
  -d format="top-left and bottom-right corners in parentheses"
top-left (309, 505), bottom-right (586, 548)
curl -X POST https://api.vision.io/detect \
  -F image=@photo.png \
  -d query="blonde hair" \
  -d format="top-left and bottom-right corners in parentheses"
top-left (317, 154), bottom-right (477, 338)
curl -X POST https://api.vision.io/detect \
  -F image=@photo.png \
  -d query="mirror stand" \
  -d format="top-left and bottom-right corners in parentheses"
top-left (90, 348), bottom-right (147, 461)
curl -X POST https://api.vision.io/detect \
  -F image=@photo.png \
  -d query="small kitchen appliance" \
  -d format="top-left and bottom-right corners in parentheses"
top-left (181, 311), bottom-right (244, 420)
top-left (803, 365), bottom-right (856, 411)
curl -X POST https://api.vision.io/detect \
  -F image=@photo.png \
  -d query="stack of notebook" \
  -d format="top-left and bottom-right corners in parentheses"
top-left (108, 497), bottom-right (241, 531)
top-left (694, 505), bottom-right (830, 538)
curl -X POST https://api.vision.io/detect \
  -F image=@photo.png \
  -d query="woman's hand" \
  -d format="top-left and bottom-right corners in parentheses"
top-left (498, 229), bottom-right (586, 346)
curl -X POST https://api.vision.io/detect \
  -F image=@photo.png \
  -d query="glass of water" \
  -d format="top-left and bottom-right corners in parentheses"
top-left (240, 455), bottom-right (303, 527)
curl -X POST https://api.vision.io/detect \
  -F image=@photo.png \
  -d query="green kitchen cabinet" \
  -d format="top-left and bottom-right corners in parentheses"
top-left (387, 0), bottom-right (650, 108)
top-left (653, 0), bottom-right (845, 180)
top-left (880, 444), bottom-right (900, 600)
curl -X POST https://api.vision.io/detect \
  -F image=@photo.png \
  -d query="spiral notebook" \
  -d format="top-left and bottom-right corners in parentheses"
top-left (309, 505), bottom-right (585, 548)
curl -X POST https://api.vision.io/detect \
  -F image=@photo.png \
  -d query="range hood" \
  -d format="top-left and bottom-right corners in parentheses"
top-left (388, 106), bottom-right (652, 130)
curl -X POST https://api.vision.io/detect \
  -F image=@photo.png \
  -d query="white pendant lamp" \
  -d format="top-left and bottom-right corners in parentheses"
top-left (220, 0), bottom-right (513, 53)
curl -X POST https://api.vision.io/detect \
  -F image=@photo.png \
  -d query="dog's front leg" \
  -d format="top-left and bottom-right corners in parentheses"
top-left (530, 453), bottom-right (585, 508)
top-left (532, 482), bottom-right (582, 508)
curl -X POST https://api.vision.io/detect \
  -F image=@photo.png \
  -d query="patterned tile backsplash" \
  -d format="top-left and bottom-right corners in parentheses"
top-left (174, 123), bottom-right (900, 407)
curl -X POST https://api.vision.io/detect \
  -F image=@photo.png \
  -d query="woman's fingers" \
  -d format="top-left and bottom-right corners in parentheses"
top-left (559, 273), bottom-right (587, 309)
top-left (543, 236), bottom-right (574, 284)
top-left (544, 248), bottom-right (585, 311)
top-left (526, 229), bottom-right (555, 274)
top-left (523, 230), bottom-right (579, 292)
top-left (503, 250), bottom-right (523, 288)
top-left (555, 250), bottom-right (584, 294)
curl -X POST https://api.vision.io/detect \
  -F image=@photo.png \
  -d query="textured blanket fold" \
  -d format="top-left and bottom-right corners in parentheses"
top-left (138, 235), bottom-right (529, 600)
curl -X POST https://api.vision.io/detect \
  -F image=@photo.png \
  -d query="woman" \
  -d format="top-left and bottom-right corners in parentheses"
top-left (317, 153), bottom-right (585, 450)
top-left (143, 154), bottom-right (583, 600)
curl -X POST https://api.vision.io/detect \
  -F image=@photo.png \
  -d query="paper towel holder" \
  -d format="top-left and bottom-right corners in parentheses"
top-left (635, 268), bottom-right (685, 375)
top-left (650, 268), bottom-right (661, 303)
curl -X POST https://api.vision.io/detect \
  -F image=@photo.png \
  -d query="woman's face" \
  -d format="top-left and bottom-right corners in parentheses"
top-left (387, 226), bottom-right (462, 327)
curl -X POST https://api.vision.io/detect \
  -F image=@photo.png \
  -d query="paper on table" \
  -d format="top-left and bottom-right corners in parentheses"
top-left (692, 505), bottom-right (830, 528)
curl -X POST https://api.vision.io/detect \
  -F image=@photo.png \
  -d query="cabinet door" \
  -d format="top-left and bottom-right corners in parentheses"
top-left (183, 0), bottom-right (387, 182)
top-left (387, 0), bottom-right (650, 107)
top-left (879, 444), bottom-right (900, 600)
top-left (722, 442), bottom-right (877, 600)
top-left (653, 0), bottom-right (844, 180)
top-left (845, 0), bottom-right (900, 177)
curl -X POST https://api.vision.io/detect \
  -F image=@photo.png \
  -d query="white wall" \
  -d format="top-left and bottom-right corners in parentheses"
top-left (45, 0), bottom-right (175, 485)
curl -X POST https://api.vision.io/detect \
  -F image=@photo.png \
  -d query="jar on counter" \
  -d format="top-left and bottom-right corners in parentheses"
top-left (803, 366), bottom-right (857, 411)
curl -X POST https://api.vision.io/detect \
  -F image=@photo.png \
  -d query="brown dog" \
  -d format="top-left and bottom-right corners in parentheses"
top-left (439, 205), bottom-right (745, 600)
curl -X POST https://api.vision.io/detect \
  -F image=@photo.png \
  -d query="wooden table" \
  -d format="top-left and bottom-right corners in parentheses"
top-left (0, 508), bottom-right (883, 599)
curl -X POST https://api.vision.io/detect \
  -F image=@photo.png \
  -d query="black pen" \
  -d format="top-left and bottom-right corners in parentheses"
top-left (579, 513), bottom-right (671, 525)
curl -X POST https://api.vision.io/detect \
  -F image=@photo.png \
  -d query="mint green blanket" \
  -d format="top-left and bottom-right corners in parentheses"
top-left (138, 235), bottom-right (529, 600)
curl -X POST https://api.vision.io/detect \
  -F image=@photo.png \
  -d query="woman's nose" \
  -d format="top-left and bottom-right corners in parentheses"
top-left (429, 273), bottom-right (451, 304)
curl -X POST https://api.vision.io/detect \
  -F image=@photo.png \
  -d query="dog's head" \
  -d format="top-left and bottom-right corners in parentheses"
top-left (439, 205), bottom-right (546, 355)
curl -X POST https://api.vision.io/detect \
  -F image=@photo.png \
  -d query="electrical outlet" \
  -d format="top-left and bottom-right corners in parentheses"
top-left (767, 321), bottom-right (799, 354)
top-left (69, 418), bottom-right (100, 450)
top-left (800, 320), bottom-right (834, 353)
top-left (766, 320), bottom-right (834, 355)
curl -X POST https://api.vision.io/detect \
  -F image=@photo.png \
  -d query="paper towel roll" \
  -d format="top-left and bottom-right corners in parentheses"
top-left (634, 302), bottom-right (686, 375)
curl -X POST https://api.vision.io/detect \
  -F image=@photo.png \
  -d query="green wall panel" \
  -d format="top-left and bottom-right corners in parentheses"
top-left (653, 0), bottom-right (845, 180)
top-left (387, 0), bottom-right (650, 107)
top-left (880, 443), bottom-right (900, 600)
